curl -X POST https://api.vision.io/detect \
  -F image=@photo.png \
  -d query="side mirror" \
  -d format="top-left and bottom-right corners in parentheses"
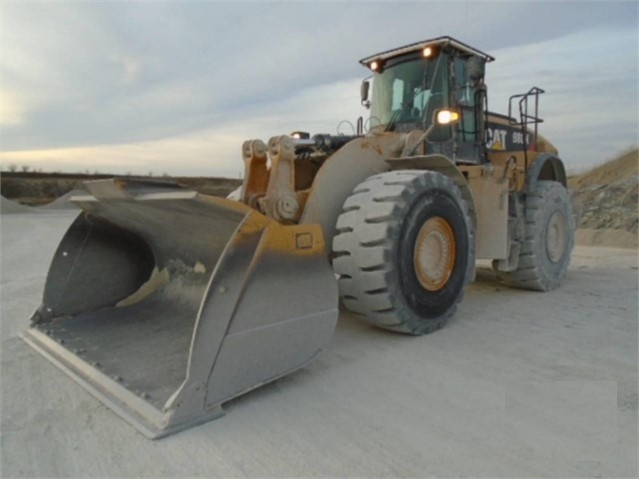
top-left (360, 80), bottom-right (371, 109)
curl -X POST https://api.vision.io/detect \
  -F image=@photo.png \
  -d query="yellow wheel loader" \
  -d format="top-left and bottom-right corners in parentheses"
top-left (23, 36), bottom-right (575, 438)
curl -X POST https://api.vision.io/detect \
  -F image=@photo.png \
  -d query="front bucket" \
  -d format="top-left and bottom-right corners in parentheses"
top-left (22, 178), bottom-right (338, 438)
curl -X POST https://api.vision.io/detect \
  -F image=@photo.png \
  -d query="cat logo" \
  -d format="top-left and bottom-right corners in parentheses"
top-left (487, 128), bottom-right (507, 150)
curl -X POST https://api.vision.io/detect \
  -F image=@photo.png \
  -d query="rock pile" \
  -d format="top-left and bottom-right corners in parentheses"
top-left (569, 148), bottom-right (638, 231)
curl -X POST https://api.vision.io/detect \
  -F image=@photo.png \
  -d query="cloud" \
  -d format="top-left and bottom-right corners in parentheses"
top-left (110, 54), bottom-right (143, 85)
top-left (1, 1), bottom-right (636, 173)
top-left (1, 78), bottom-right (366, 176)
top-left (0, 2), bottom-right (591, 148)
top-left (0, 89), bottom-right (27, 125)
top-left (488, 26), bottom-right (637, 168)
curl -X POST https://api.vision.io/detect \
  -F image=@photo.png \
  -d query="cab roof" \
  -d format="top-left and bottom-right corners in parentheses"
top-left (359, 36), bottom-right (495, 66)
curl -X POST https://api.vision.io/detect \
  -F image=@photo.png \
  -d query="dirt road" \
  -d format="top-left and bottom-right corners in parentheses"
top-left (1, 211), bottom-right (637, 477)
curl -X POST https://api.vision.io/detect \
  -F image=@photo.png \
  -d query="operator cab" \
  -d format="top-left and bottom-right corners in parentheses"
top-left (360, 36), bottom-right (494, 163)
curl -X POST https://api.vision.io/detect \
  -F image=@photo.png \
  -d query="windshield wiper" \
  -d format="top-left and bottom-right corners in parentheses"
top-left (384, 109), bottom-right (404, 132)
top-left (385, 86), bottom-right (428, 132)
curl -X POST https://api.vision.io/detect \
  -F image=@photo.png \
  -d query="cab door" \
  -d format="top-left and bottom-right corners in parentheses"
top-left (452, 56), bottom-right (487, 163)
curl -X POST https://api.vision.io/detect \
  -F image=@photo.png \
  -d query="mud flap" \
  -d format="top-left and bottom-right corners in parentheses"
top-left (22, 179), bottom-right (338, 438)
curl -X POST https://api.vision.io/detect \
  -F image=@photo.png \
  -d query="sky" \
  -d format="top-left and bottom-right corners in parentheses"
top-left (1, 1), bottom-right (637, 177)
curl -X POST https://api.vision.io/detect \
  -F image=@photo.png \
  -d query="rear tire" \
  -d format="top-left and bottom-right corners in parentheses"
top-left (332, 170), bottom-right (473, 335)
top-left (494, 181), bottom-right (575, 291)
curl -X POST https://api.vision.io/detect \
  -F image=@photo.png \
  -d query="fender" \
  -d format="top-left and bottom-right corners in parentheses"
top-left (527, 153), bottom-right (567, 188)
top-left (300, 134), bottom-right (406, 245)
top-left (385, 154), bottom-right (477, 230)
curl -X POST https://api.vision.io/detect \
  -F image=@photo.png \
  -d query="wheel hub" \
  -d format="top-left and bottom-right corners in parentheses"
top-left (546, 211), bottom-right (568, 262)
top-left (413, 217), bottom-right (456, 291)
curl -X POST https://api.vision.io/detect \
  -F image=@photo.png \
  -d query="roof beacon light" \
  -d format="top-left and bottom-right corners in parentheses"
top-left (370, 60), bottom-right (379, 71)
top-left (422, 46), bottom-right (433, 58)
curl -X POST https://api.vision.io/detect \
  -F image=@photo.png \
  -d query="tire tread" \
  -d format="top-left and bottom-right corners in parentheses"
top-left (332, 170), bottom-right (473, 335)
top-left (495, 181), bottom-right (575, 291)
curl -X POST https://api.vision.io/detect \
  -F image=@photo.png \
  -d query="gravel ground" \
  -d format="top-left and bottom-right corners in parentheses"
top-left (1, 210), bottom-right (637, 478)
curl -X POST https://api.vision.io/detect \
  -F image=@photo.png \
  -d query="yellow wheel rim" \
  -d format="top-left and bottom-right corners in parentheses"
top-left (413, 217), bottom-right (456, 291)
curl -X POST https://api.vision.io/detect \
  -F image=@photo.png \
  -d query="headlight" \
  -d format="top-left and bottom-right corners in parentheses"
top-left (436, 109), bottom-right (460, 125)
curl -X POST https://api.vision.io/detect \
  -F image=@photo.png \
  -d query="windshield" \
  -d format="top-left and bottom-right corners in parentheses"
top-left (369, 57), bottom-right (440, 130)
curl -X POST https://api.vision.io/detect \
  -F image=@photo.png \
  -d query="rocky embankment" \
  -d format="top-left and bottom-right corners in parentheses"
top-left (569, 148), bottom-right (638, 248)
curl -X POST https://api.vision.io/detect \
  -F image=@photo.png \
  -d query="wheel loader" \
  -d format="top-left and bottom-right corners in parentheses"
top-left (22, 36), bottom-right (574, 438)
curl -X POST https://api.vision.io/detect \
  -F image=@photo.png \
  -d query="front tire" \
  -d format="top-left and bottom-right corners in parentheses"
top-left (494, 181), bottom-right (575, 291)
top-left (332, 170), bottom-right (473, 335)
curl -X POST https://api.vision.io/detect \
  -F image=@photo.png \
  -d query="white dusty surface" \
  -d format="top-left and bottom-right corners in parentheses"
top-left (1, 211), bottom-right (637, 478)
